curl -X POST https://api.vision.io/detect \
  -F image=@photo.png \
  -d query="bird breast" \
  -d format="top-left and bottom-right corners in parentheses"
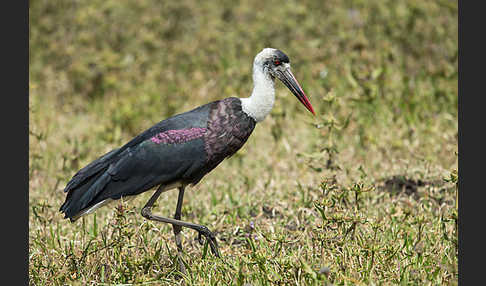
top-left (203, 97), bottom-right (256, 169)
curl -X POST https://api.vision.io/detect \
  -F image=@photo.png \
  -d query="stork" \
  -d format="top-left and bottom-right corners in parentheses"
top-left (60, 48), bottom-right (315, 269)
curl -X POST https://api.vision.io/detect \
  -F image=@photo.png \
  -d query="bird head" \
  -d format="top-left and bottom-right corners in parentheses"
top-left (254, 48), bottom-right (315, 115)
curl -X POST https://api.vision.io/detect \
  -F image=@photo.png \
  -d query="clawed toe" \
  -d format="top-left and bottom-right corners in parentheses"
top-left (196, 228), bottom-right (220, 257)
top-left (196, 232), bottom-right (204, 245)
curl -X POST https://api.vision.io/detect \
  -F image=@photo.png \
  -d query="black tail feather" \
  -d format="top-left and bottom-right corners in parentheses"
top-left (64, 148), bottom-right (120, 193)
top-left (60, 148), bottom-right (120, 220)
top-left (60, 170), bottom-right (110, 219)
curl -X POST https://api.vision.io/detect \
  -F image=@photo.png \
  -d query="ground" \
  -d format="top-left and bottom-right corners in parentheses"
top-left (29, 1), bottom-right (457, 285)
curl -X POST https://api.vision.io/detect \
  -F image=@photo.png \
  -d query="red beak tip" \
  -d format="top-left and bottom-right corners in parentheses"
top-left (306, 103), bottom-right (315, 115)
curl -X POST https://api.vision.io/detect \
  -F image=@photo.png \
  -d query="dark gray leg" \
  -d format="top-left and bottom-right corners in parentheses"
top-left (141, 185), bottom-right (220, 259)
top-left (173, 187), bottom-right (186, 274)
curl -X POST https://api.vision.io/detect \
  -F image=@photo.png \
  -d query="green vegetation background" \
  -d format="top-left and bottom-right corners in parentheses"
top-left (30, 0), bottom-right (457, 285)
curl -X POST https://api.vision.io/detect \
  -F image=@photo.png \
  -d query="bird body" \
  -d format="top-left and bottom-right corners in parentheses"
top-left (60, 48), bottom-right (314, 262)
top-left (60, 97), bottom-right (256, 220)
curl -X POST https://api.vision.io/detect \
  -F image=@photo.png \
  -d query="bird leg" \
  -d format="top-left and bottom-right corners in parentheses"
top-left (173, 187), bottom-right (186, 274)
top-left (141, 185), bottom-right (221, 261)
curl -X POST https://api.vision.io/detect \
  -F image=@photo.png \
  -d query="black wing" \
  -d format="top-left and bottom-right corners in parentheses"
top-left (60, 100), bottom-right (216, 220)
top-left (63, 101), bottom-right (213, 194)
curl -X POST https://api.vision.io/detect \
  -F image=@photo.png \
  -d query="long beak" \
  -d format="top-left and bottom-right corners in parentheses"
top-left (276, 68), bottom-right (315, 115)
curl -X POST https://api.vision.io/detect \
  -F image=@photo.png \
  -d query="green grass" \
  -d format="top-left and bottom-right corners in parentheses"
top-left (29, 0), bottom-right (457, 285)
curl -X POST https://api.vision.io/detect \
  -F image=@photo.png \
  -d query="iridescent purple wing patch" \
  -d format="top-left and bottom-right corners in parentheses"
top-left (150, 128), bottom-right (207, 144)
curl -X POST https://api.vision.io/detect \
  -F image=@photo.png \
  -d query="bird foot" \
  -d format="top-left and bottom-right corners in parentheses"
top-left (176, 255), bottom-right (187, 276)
top-left (196, 226), bottom-right (220, 257)
top-left (197, 232), bottom-right (204, 245)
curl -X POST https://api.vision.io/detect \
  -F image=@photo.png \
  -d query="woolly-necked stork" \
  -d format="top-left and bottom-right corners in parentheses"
top-left (60, 48), bottom-right (315, 262)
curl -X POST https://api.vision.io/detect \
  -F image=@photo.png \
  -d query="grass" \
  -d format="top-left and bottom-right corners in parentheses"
top-left (29, 0), bottom-right (457, 285)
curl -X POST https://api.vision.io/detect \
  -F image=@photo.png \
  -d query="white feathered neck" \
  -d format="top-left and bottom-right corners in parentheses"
top-left (240, 49), bottom-right (277, 122)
